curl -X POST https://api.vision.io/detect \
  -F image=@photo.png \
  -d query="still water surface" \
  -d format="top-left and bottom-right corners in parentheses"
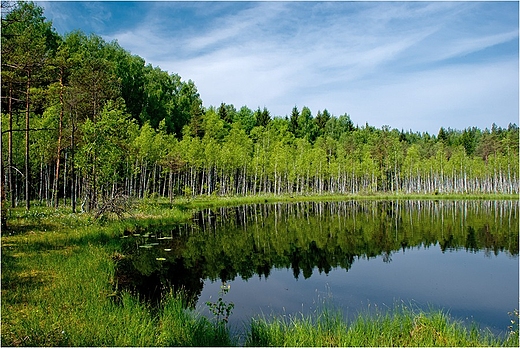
top-left (118, 200), bottom-right (518, 334)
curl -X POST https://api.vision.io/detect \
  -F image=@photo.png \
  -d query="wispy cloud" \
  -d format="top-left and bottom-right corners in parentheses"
top-left (42, 1), bottom-right (518, 133)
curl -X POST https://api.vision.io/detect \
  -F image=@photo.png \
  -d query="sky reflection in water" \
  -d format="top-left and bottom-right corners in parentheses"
top-left (199, 243), bottom-right (518, 334)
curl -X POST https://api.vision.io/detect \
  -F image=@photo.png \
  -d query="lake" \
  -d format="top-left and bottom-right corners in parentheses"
top-left (117, 200), bottom-right (519, 335)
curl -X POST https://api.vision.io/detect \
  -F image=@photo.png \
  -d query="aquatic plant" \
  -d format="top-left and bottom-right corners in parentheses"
top-left (206, 282), bottom-right (235, 324)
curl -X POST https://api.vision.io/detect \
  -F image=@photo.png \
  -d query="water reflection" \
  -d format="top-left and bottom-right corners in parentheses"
top-left (115, 200), bottom-right (518, 311)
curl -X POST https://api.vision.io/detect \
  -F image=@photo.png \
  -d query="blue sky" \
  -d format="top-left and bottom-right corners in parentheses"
top-left (40, 1), bottom-right (519, 134)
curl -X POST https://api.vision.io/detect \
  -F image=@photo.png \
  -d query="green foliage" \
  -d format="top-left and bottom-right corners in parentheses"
top-left (203, 107), bottom-right (228, 141)
top-left (297, 106), bottom-right (318, 142)
top-left (77, 100), bottom-right (137, 194)
top-left (315, 109), bottom-right (331, 136)
top-left (234, 105), bottom-right (256, 134)
top-left (255, 106), bottom-right (271, 127)
top-left (324, 113), bottom-right (354, 140)
top-left (206, 282), bottom-right (235, 324)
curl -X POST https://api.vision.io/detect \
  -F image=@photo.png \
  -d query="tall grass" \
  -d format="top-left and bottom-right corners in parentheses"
top-left (245, 305), bottom-right (516, 347)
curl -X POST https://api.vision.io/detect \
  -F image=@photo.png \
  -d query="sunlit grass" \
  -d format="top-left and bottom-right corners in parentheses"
top-left (245, 304), bottom-right (515, 347)
top-left (1, 202), bottom-right (233, 346)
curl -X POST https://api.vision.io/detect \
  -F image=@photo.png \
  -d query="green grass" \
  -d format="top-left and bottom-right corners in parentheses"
top-left (2, 197), bottom-right (518, 346)
top-left (1, 207), bottom-right (232, 346)
top-left (162, 192), bottom-right (519, 211)
top-left (245, 305), bottom-right (519, 347)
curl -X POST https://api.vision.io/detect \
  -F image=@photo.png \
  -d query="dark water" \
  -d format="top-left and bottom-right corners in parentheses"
top-left (117, 200), bottom-right (519, 334)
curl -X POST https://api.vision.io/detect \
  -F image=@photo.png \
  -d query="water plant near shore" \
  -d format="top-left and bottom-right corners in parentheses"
top-left (206, 282), bottom-right (235, 324)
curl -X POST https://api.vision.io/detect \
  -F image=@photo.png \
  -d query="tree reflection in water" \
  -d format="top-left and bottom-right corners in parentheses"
top-left (114, 200), bottom-right (518, 307)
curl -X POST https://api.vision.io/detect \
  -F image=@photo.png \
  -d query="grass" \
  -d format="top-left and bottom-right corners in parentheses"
top-left (245, 304), bottom-right (520, 347)
top-left (1, 207), bottom-right (232, 346)
top-left (156, 192), bottom-right (519, 212)
top-left (1, 196), bottom-right (518, 346)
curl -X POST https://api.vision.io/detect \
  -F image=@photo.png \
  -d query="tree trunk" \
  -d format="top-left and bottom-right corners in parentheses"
top-left (54, 72), bottom-right (65, 208)
top-left (8, 82), bottom-right (15, 207)
top-left (25, 71), bottom-right (31, 210)
top-left (71, 111), bottom-right (77, 213)
top-left (63, 151), bottom-right (67, 206)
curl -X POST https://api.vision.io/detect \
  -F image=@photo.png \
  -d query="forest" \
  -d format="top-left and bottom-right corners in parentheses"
top-left (2, 1), bottom-right (519, 213)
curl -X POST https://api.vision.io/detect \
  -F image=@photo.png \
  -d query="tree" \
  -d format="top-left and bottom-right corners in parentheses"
top-left (1, 1), bottom-right (57, 209)
top-left (47, 35), bottom-right (77, 208)
top-left (218, 102), bottom-right (232, 124)
top-left (139, 66), bottom-right (201, 136)
top-left (324, 113), bottom-right (354, 141)
top-left (55, 31), bottom-right (123, 210)
top-left (188, 100), bottom-right (205, 138)
top-left (233, 105), bottom-right (256, 134)
top-left (297, 106), bottom-right (317, 142)
top-left (460, 127), bottom-right (480, 156)
top-left (289, 106), bottom-right (299, 135)
top-left (69, 33), bottom-right (120, 122)
top-left (116, 50), bottom-right (146, 121)
top-left (76, 100), bottom-right (137, 209)
top-left (174, 79), bottom-right (203, 137)
top-left (438, 127), bottom-right (448, 143)
top-left (221, 123), bottom-right (252, 195)
top-left (140, 66), bottom-right (178, 131)
top-left (255, 107), bottom-right (271, 127)
top-left (315, 109), bottom-right (331, 136)
top-left (203, 107), bottom-right (227, 141)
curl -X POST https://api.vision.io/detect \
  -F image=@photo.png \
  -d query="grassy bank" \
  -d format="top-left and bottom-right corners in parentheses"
top-left (1, 206), bottom-right (232, 346)
top-left (1, 196), bottom-right (518, 346)
top-left (136, 191), bottom-right (519, 213)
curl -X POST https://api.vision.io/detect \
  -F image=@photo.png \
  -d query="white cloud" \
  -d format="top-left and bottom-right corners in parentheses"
top-left (338, 59), bottom-right (519, 132)
top-left (92, 2), bottom-right (518, 132)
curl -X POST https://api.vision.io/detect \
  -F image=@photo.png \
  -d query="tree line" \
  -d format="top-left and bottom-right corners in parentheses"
top-left (2, 1), bottom-right (518, 212)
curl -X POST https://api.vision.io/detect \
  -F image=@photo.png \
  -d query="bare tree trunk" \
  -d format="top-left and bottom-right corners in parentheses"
top-left (25, 71), bottom-right (31, 210)
top-left (168, 169), bottom-right (173, 203)
top-left (8, 82), bottom-right (15, 207)
top-left (63, 151), bottom-right (67, 206)
top-left (38, 158), bottom-right (43, 203)
top-left (53, 73), bottom-right (65, 208)
top-left (71, 111), bottom-right (77, 213)
top-left (1, 160), bottom-right (5, 229)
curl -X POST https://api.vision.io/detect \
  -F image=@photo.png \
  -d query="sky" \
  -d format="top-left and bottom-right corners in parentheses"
top-left (39, 1), bottom-right (519, 134)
